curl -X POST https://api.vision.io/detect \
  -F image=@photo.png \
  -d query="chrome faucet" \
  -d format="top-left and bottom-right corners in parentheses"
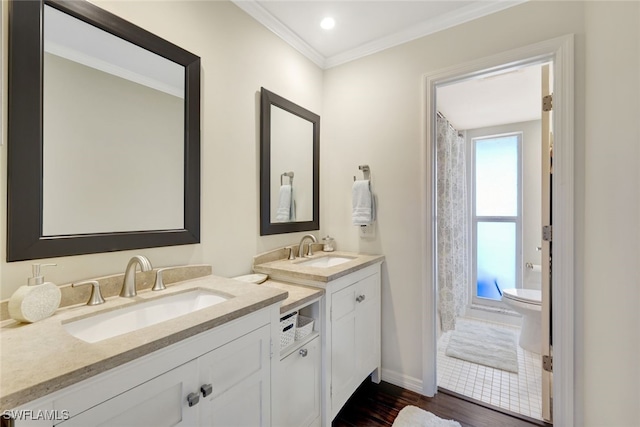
top-left (120, 255), bottom-right (153, 297)
top-left (298, 234), bottom-right (317, 258)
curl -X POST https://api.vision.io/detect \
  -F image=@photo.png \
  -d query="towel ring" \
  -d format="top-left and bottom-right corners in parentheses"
top-left (281, 171), bottom-right (294, 186)
top-left (353, 165), bottom-right (371, 181)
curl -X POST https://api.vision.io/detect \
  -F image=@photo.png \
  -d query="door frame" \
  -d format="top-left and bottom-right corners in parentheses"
top-left (421, 34), bottom-right (575, 425)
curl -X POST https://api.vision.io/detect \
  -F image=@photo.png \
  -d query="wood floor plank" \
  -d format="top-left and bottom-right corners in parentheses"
top-left (332, 380), bottom-right (549, 427)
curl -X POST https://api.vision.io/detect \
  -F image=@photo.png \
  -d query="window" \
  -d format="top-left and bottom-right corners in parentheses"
top-left (472, 134), bottom-right (522, 303)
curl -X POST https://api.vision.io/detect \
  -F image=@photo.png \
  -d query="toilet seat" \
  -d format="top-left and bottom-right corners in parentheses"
top-left (502, 288), bottom-right (541, 306)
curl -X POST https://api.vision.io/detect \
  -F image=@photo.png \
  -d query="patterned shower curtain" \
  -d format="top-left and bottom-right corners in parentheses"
top-left (436, 114), bottom-right (469, 332)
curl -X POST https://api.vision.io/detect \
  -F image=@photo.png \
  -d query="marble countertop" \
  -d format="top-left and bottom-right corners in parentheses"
top-left (253, 251), bottom-right (385, 285)
top-left (0, 274), bottom-right (287, 411)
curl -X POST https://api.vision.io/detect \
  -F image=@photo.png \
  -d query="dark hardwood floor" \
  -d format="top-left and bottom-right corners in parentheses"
top-left (332, 380), bottom-right (550, 427)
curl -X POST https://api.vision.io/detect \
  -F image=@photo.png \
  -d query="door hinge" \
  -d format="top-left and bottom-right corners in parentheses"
top-left (543, 355), bottom-right (553, 372)
top-left (330, 307), bottom-right (332, 322)
top-left (269, 338), bottom-right (273, 359)
top-left (542, 94), bottom-right (553, 112)
top-left (542, 225), bottom-right (552, 242)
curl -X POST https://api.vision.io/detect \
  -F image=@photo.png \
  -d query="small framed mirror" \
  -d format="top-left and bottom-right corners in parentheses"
top-left (7, 0), bottom-right (201, 261)
top-left (260, 88), bottom-right (319, 235)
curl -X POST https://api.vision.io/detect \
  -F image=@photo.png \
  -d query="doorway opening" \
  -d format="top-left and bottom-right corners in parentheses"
top-left (421, 35), bottom-right (575, 426)
top-left (435, 62), bottom-right (546, 421)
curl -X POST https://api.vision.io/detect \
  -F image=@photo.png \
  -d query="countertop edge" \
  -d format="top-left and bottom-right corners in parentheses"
top-left (253, 253), bottom-right (385, 283)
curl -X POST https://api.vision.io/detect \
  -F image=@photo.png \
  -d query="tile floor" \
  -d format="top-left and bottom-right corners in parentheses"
top-left (437, 317), bottom-right (543, 420)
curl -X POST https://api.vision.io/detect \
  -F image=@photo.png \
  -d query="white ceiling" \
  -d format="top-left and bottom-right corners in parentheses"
top-left (437, 64), bottom-right (543, 130)
top-left (232, 0), bottom-right (539, 130)
top-left (232, 0), bottom-right (527, 69)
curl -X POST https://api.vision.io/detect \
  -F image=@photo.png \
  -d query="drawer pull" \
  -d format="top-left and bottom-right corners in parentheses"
top-left (356, 295), bottom-right (366, 303)
top-left (299, 348), bottom-right (308, 357)
top-left (187, 391), bottom-right (200, 407)
top-left (201, 383), bottom-right (213, 397)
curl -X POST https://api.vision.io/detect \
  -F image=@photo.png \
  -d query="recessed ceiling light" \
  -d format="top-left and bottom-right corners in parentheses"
top-left (320, 17), bottom-right (335, 30)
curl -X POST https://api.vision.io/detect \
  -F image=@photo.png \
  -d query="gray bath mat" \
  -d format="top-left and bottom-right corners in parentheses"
top-left (445, 321), bottom-right (518, 373)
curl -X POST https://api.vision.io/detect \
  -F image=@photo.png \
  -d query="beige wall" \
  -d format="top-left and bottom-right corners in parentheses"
top-left (2, 0), bottom-right (639, 424)
top-left (323, 1), bottom-right (638, 425)
top-left (0, 0), bottom-right (324, 297)
top-left (583, 2), bottom-right (640, 425)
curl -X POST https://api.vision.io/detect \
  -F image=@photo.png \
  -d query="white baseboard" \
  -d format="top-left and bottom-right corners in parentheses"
top-left (380, 368), bottom-right (424, 395)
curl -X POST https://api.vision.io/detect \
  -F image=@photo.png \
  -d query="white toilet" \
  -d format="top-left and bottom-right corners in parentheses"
top-left (501, 288), bottom-right (542, 354)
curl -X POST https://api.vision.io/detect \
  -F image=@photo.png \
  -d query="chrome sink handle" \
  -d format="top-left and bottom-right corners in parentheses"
top-left (72, 280), bottom-right (105, 306)
top-left (152, 268), bottom-right (168, 291)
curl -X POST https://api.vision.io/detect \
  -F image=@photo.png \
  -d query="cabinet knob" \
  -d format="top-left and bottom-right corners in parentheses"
top-left (356, 295), bottom-right (366, 303)
top-left (201, 383), bottom-right (213, 397)
top-left (299, 348), bottom-right (308, 357)
top-left (187, 392), bottom-right (200, 407)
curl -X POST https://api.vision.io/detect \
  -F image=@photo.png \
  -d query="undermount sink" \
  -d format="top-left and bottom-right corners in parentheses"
top-left (296, 256), bottom-right (354, 268)
top-left (63, 289), bottom-right (228, 343)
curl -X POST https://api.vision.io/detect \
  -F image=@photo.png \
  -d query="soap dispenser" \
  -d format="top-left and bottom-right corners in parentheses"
top-left (8, 263), bottom-right (61, 323)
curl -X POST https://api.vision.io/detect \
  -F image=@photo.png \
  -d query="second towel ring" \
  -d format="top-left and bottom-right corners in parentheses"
top-left (281, 171), bottom-right (294, 186)
top-left (353, 165), bottom-right (371, 181)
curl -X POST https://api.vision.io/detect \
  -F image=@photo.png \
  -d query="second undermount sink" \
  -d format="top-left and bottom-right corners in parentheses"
top-left (296, 256), bottom-right (355, 268)
top-left (63, 289), bottom-right (228, 343)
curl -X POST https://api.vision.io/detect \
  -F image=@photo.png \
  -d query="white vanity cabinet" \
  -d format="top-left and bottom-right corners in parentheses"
top-left (263, 262), bottom-right (382, 427)
top-left (326, 264), bottom-right (381, 422)
top-left (10, 307), bottom-right (277, 427)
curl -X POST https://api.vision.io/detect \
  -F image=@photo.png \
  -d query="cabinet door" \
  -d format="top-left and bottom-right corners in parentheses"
top-left (330, 282), bottom-right (357, 414)
top-left (198, 325), bottom-right (271, 427)
top-left (276, 336), bottom-right (320, 427)
top-left (354, 273), bottom-right (380, 380)
top-left (55, 360), bottom-right (199, 427)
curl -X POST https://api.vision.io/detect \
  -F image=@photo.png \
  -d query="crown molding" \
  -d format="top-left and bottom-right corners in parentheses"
top-left (325, 1), bottom-right (527, 69)
top-left (232, 0), bottom-right (527, 70)
top-left (231, 0), bottom-right (326, 68)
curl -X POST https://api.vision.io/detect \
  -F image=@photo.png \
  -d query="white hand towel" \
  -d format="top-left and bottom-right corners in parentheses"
top-left (352, 180), bottom-right (374, 225)
top-left (275, 185), bottom-right (293, 222)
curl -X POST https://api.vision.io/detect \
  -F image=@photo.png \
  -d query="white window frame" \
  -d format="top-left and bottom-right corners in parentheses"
top-left (470, 132), bottom-right (523, 308)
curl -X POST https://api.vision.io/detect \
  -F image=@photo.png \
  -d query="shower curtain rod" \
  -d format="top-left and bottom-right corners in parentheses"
top-left (436, 111), bottom-right (464, 137)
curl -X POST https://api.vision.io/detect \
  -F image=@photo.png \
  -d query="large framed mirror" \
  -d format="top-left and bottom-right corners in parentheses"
top-left (7, 0), bottom-right (201, 261)
top-left (260, 88), bottom-right (319, 235)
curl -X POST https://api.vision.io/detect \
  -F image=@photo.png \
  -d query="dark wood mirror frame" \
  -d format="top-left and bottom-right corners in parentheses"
top-left (7, 0), bottom-right (201, 261)
top-left (260, 88), bottom-right (320, 235)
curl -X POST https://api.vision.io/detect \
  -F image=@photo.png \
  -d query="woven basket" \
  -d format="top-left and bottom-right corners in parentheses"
top-left (295, 315), bottom-right (314, 341)
top-left (279, 311), bottom-right (298, 349)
